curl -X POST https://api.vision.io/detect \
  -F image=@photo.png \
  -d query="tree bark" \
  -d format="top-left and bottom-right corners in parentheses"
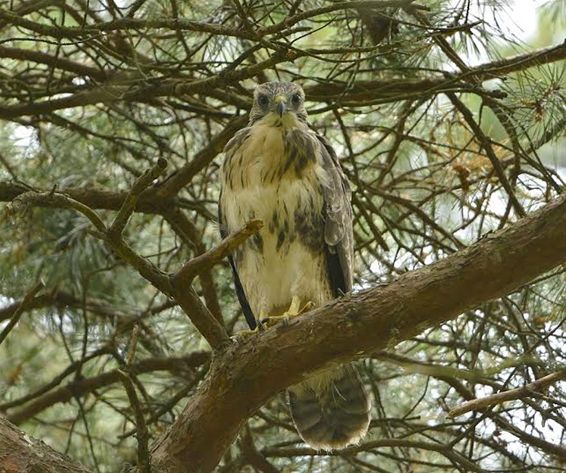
top-left (2, 195), bottom-right (565, 472)
top-left (148, 193), bottom-right (566, 472)
top-left (0, 416), bottom-right (90, 472)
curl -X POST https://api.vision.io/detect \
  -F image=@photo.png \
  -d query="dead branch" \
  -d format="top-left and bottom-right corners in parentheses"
top-left (448, 370), bottom-right (566, 418)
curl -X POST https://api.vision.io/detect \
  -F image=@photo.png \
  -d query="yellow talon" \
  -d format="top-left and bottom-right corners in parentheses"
top-left (261, 296), bottom-right (314, 327)
top-left (232, 312), bottom-right (269, 340)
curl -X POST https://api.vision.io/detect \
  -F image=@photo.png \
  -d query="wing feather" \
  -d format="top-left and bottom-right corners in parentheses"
top-left (218, 201), bottom-right (257, 329)
top-left (316, 134), bottom-right (354, 295)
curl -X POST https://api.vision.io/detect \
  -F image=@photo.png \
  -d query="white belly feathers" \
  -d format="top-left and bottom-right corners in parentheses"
top-left (220, 120), bottom-right (333, 318)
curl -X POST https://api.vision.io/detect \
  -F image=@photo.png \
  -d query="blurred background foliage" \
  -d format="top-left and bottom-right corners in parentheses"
top-left (0, 0), bottom-right (565, 471)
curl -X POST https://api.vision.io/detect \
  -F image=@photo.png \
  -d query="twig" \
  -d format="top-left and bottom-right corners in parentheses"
top-left (170, 220), bottom-right (262, 349)
top-left (109, 158), bottom-right (167, 237)
top-left (118, 370), bottom-right (151, 473)
top-left (0, 282), bottom-right (44, 346)
top-left (447, 93), bottom-right (526, 218)
top-left (126, 325), bottom-right (141, 367)
top-left (174, 219), bottom-right (263, 285)
top-left (118, 325), bottom-right (151, 473)
top-left (448, 370), bottom-right (566, 418)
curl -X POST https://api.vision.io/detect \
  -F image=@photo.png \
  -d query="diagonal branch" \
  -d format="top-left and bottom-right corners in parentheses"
top-left (155, 115), bottom-right (248, 199)
top-left (447, 93), bottom-right (526, 217)
top-left (174, 219), bottom-right (263, 285)
top-left (170, 219), bottom-right (263, 348)
top-left (147, 193), bottom-right (566, 472)
top-left (448, 369), bottom-right (566, 418)
top-left (0, 282), bottom-right (44, 346)
top-left (4, 165), bottom-right (262, 349)
top-left (108, 158), bottom-right (168, 236)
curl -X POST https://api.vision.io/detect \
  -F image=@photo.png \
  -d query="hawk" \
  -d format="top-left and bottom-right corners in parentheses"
top-left (219, 81), bottom-right (370, 449)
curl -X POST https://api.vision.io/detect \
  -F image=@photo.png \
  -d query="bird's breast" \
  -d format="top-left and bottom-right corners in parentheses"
top-left (222, 123), bottom-right (323, 190)
top-left (220, 123), bottom-right (332, 316)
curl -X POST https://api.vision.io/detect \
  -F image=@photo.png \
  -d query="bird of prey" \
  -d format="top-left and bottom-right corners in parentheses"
top-left (219, 81), bottom-right (370, 450)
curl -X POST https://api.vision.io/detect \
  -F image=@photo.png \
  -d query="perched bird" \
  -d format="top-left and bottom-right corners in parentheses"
top-left (219, 81), bottom-right (370, 450)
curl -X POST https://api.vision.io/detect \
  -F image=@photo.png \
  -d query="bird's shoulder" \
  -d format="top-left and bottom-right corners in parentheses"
top-left (224, 127), bottom-right (253, 156)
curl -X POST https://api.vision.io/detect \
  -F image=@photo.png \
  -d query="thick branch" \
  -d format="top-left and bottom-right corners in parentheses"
top-left (148, 193), bottom-right (566, 472)
top-left (0, 416), bottom-right (91, 473)
top-left (0, 46), bottom-right (107, 81)
top-left (0, 181), bottom-right (167, 214)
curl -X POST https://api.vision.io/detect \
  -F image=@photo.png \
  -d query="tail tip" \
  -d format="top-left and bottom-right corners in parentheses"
top-left (288, 374), bottom-right (371, 451)
top-left (300, 417), bottom-right (371, 451)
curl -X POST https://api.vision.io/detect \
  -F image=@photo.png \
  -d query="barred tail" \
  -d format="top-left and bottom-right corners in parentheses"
top-left (288, 364), bottom-right (371, 450)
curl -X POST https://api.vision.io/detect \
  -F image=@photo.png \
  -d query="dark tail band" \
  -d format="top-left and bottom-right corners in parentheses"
top-left (288, 364), bottom-right (371, 450)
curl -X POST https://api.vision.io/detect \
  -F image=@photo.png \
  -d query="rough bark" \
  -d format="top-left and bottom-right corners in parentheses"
top-left (0, 416), bottom-right (90, 473)
top-left (148, 193), bottom-right (566, 472)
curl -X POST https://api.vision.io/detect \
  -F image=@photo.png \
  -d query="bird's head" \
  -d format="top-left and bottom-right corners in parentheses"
top-left (249, 81), bottom-right (307, 126)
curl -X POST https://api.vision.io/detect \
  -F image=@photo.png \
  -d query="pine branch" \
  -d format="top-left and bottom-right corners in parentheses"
top-left (448, 369), bottom-right (566, 418)
top-left (147, 193), bottom-right (566, 472)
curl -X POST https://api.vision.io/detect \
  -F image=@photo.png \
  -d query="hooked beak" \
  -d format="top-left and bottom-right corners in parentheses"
top-left (274, 96), bottom-right (287, 117)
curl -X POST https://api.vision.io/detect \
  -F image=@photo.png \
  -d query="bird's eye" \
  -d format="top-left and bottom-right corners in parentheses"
top-left (291, 93), bottom-right (301, 106)
top-left (258, 94), bottom-right (269, 107)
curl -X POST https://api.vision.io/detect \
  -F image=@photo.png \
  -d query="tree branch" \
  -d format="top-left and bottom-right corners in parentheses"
top-left (0, 282), bottom-right (44, 346)
top-left (5, 354), bottom-right (210, 425)
top-left (108, 158), bottom-right (168, 237)
top-left (1, 41), bottom-right (564, 119)
top-left (4, 169), bottom-right (256, 349)
top-left (0, 415), bottom-right (91, 473)
top-left (448, 369), bottom-right (566, 418)
top-left (173, 219), bottom-right (263, 285)
top-left (147, 193), bottom-right (566, 472)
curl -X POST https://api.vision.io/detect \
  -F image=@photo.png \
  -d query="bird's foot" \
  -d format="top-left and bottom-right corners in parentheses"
top-left (230, 317), bottom-right (266, 341)
top-left (261, 297), bottom-right (314, 328)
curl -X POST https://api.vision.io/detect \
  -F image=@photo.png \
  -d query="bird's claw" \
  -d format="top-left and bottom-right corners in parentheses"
top-left (260, 297), bottom-right (314, 328)
top-left (230, 321), bottom-right (264, 342)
